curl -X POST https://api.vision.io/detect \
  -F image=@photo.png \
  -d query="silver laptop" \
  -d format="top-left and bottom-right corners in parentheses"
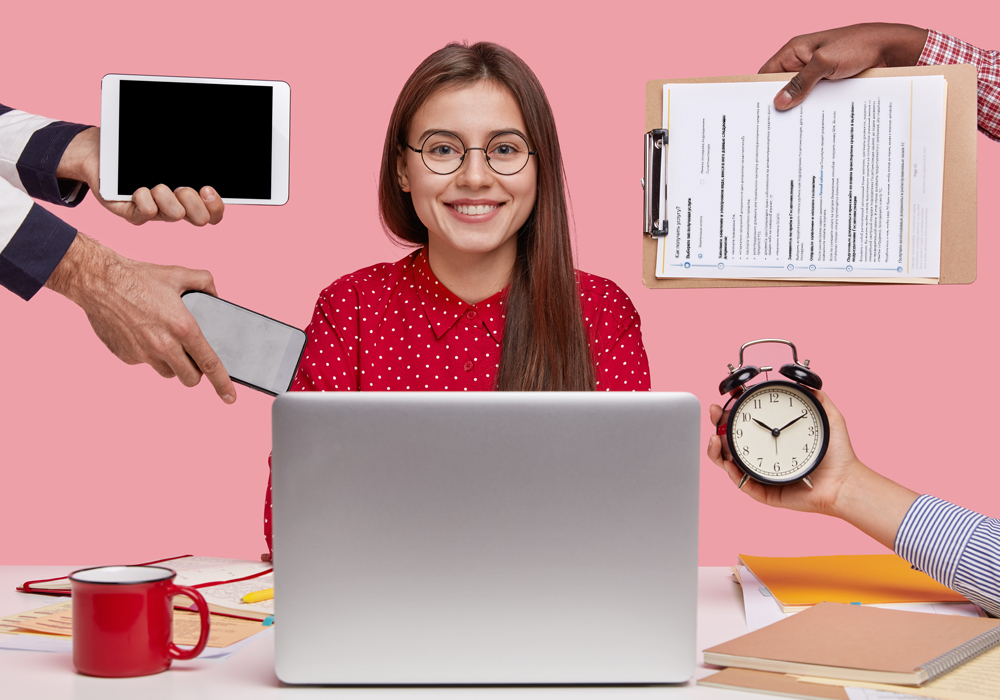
top-left (271, 392), bottom-right (700, 685)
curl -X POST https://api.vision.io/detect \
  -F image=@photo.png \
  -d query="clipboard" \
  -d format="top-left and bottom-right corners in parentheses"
top-left (642, 65), bottom-right (978, 288)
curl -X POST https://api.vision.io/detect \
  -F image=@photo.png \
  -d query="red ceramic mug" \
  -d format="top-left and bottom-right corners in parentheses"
top-left (69, 565), bottom-right (211, 677)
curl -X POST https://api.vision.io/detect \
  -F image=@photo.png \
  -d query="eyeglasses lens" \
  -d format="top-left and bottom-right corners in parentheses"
top-left (485, 132), bottom-right (531, 175)
top-left (420, 132), bottom-right (466, 174)
top-left (419, 131), bottom-right (531, 175)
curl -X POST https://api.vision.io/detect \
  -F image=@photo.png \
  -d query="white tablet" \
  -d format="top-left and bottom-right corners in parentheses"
top-left (100, 74), bottom-right (290, 205)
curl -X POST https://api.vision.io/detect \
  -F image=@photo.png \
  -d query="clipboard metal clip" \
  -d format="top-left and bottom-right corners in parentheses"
top-left (642, 128), bottom-right (669, 237)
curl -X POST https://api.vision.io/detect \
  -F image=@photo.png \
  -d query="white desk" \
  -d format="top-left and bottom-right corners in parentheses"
top-left (0, 566), bottom-right (750, 699)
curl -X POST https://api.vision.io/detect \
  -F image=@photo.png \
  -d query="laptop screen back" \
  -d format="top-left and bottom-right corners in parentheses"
top-left (272, 391), bottom-right (700, 684)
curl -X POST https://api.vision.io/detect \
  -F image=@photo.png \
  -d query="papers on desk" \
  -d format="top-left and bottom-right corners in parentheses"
top-left (845, 690), bottom-right (924, 700)
top-left (714, 557), bottom-right (996, 700)
top-left (0, 599), bottom-right (73, 637)
top-left (0, 632), bottom-right (73, 654)
top-left (701, 664), bottom-right (1000, 700)
top-left (0, 629), bottom-right (270, 659)
top-left (734, 553), bottom-right (981, 633)
top-left (736, 566), bottom-right (982, 632)
top-left (739, 553), bottom-right (969, 611)
top-left (17, 555), bottom-right (274, 622)
top-left (703, 603), bottom-right (1000, 699)
top-left (738, 563), bottom-right (790, 632)
top-left (176, 571), bottom-right (274, 621)
top-left (802, 645), bottom-right (1000, 699)
top-left (0, 598), bottom-right (272, 659)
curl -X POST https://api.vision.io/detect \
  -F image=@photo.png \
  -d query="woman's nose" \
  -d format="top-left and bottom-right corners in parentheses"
top-left (457, 148), bottom-right (494, 187)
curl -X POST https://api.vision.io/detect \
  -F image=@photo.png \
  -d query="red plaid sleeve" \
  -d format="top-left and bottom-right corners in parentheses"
top-left (918, 29), bottom-right (1000, 142)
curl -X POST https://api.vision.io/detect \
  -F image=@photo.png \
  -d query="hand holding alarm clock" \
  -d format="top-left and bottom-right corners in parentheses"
top-left (706, 343), bottom-right (923, 553)
top-left (714, 339), bottom-right (828, 490)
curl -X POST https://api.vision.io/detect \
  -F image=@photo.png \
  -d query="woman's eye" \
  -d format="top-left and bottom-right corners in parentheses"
top-left (492, 143), bottom-right (518, 156)
top-left (430, 145), bottom-right (457, 156)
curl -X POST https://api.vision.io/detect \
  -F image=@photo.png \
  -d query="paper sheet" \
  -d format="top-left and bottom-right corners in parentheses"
top-left (656, 76), bottom-right (945, 281)
top-left (738, 564), bottom-right (790, 631)
top-left (737, 567), bottom-right (983, 632)
top-left (4, 601), bottom-right (267, 649)
top-left (0, 600), bottom-right (72, 636)
top-left (798, 646), bottom-right (1000, 700)
top-left (0, 633), bottom-right (72, 653)
top-left (846, 689), bottom-right (924, 700)
top-left (171, 610), bottom-right (269, 647)
top-left (196, 572), bottom-right (274, 616)
top-left (0, 629), bottom-right (268, 659)
top-left (180, 627), bottom-right (271, 659)
top-left (165, 556), bottom-right (272, 586)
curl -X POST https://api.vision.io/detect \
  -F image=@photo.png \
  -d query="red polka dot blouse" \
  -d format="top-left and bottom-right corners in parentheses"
top-left (264, 248), bottom-right (650, 552)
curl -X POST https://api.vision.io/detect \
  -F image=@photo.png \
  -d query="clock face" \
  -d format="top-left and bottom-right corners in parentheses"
top-left (726, 380), bottom-right (829, 485)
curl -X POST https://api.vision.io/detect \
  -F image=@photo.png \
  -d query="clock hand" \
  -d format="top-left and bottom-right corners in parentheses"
top-left (776, 414), bottom-right (807, 434)
top-left (753, 418), bottom-right (775, 432)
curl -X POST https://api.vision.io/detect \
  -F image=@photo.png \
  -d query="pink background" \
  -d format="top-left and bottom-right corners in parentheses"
top-left (1, 1), bottom-right (997, 566)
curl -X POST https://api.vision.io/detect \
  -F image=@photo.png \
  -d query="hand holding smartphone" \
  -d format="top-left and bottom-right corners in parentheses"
top-left (181, 292), bottom-right (306, 396)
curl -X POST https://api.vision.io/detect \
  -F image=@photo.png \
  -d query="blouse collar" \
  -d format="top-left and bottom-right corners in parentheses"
top-left (413, 248), bottom-right (508, 343)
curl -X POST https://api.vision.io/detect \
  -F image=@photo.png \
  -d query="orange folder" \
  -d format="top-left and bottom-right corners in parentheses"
top-left (738, 553), bottom-right (969, 612)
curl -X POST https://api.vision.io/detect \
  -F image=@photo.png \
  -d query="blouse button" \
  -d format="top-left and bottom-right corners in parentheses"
top-left (463, 360), bottom-right (474, 372)
top-left (465, 309), bottom-right (477, 320)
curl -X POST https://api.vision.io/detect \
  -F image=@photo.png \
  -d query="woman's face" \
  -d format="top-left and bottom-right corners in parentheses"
top-left (397, 81), bottom-right (538, 264)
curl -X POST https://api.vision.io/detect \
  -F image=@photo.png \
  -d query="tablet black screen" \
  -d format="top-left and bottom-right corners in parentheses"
top-left (117, 80), bottom-right (273, 199)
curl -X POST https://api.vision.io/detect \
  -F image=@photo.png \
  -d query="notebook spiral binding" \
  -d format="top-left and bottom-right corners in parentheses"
top-left (921, 625), bottom-right (1000, 681)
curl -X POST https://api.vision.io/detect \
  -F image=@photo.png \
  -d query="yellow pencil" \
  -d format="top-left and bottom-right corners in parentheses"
top-left (242, 587), bottom-right (274, 604)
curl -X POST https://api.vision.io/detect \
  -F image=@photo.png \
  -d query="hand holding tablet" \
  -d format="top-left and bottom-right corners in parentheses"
top-left (56, 126), bottom-right (225, 226)
top-left (47, 74), bottom-right (293, 403)
top-left (100, 75), bottom-right (291, 206)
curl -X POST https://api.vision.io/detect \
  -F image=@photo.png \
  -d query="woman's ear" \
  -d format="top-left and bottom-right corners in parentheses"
top-left (396, 150), bottom-right (411, 193)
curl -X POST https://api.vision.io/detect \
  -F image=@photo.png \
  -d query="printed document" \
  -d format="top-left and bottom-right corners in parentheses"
top-left (655, 76), bottom-right (945, 281)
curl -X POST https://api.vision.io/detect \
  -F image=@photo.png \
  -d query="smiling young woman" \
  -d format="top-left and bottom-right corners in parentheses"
top-left (379, 42), bottom-right (617, 392)
top-left (395, 83), bottom-right (537, 310)
top-left (263, 42), bottom-right (650, 554)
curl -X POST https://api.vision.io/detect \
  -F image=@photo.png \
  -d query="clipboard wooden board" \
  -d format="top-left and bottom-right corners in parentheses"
top-left (643, 65), bottom-right (978, 288)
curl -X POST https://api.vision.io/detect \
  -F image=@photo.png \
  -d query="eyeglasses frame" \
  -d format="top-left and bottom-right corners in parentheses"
top-left (404, 130), bottom-right (538, 176)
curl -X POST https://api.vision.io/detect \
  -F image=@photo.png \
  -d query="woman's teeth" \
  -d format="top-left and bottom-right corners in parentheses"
top-left (453, 204), bottom-right (498, 215)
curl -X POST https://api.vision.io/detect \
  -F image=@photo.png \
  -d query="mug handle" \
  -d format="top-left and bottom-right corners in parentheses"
top-left (165, 584), bottom-right (211, 660)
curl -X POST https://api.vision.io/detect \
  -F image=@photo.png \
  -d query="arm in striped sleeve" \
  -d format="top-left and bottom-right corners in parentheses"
top-left (895, 495), bottom-right (1000, 617)
top-left (0, 104), bottom-right (92, 298)
top-left (0, 104), bottom-right (92, 204)
top-left (0, 176), bottom-right (78, 299)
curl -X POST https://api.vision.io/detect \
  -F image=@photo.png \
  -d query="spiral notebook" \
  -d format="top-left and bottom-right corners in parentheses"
top-left (703, 601), bottom-right (1000, 687)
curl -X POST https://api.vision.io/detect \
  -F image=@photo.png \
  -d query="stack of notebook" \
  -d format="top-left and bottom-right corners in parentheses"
top-left (700, 600), bottom-right (1000, 699)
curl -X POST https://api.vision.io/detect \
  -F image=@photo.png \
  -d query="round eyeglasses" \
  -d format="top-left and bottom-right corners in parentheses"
top-left (405, 131), bottom-right (537, 176)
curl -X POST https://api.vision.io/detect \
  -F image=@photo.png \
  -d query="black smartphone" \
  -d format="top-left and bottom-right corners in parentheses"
top-left (181, 291), bottom-right (306, 396)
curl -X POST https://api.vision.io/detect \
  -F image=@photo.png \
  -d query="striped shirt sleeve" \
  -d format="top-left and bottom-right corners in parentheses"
top-left (895, 495), bottom-right (1000, 617)
top-left (918, 29), bottom-right (1000, 142)
top-left (0, 104), bottom-right (92, 300)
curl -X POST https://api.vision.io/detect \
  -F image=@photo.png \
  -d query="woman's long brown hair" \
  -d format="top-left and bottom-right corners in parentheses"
top-left (378, 42), bottom-right (595, 391)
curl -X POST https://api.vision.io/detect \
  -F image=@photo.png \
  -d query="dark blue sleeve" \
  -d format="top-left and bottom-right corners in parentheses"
top-left (0, 102), bottom-right (93, 207)
top-left (0, 202), bottom-right (77, 301)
